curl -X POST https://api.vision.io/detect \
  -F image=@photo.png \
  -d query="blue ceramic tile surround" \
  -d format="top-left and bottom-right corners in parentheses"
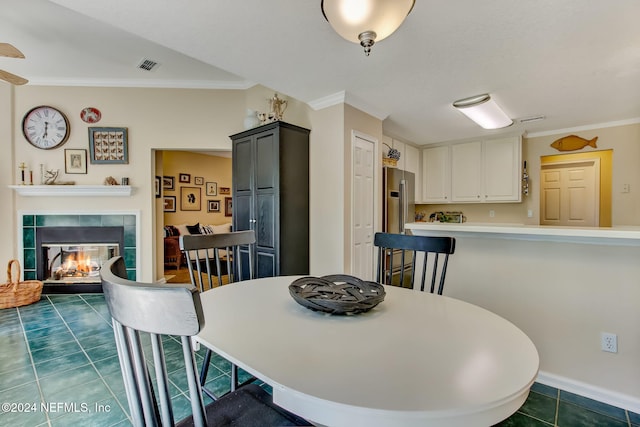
top-left (20, 214), bottom-right (136, 281)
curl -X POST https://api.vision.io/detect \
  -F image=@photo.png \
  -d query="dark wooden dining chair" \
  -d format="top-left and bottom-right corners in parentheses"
top-left (100, 256), bottom-right (309, 427)
top-left (374, 232), bottom-right (456, 294)
top-left (180, 231), bottom-right (256, 398)
top-left (180, 230), bottom-right (256, 292)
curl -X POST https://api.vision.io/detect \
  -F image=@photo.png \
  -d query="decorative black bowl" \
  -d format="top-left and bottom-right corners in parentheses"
top-left (289, 274), bottom-right (385, 315)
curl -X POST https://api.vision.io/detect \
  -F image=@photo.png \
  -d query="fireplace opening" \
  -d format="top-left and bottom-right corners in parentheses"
top-left (43, 243), bottom-right (119, 283)
top-left (36, 226), bottom-right (124, 293)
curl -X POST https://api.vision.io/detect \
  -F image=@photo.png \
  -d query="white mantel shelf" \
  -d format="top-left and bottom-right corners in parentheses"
top-left (9, 185), bottom-right (132, 197)
top-left (406, 222), bottom-right (640, 246)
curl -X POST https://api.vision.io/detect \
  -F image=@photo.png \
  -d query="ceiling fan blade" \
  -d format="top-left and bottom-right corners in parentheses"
top-left (0, 69), bottom-right (28, 85)
top-left (0, 43), bottom-right (25, 59)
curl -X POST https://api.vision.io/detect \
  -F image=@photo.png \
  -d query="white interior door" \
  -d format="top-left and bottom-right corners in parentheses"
top-left (540, 160), bottom-right (599, 226)
top-left (352, 133), bottom-right (376, 280)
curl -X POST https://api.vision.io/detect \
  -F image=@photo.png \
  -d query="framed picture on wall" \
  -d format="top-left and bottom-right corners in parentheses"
top-left (163, 176), bottom-right (174, 190)
top-left (180, 187), bottom-right (201, 211)
top-left (220, 187), bottom-right (231, 195)
top-left (179, 173), bottom-right (191, 183)
top-left (206, 182), bottom-right (217, 196)
top-left (194, 176), bottom-right (204, 185)
top-left (224, 197), bottom-right (232, 217)
top-left (64, 149), bottom-right (87, 174)
top-left (155, 176), bottom-right (161, 198)
top-left (88, 127), bottom-right (128, 164)
top-left (163, 196), bottom-right (176, 212)
top-left (207, 200), bottom-right (220, 213)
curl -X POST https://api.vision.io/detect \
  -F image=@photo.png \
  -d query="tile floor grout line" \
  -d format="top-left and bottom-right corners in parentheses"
top-left (559, 399), bottom-right (631, 425)
top-left (78, 294), bottom-right (114, 325)
top-left (46, 295), bottom-right (133, 426)
top-left (515, 410), bottom-right (555, 426)
top-left (554, 388), bottom-right (560, 427)
top-left (17, 300), bottom-right (53, 427)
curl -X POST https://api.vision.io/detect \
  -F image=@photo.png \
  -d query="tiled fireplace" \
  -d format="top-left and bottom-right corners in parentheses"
top-left (20, 213), bottom-right (138, 293)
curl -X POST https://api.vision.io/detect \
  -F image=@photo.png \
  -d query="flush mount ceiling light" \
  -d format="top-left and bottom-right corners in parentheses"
top-left (453, 94), bottom-right (513, 130)
top-left (321, 0), bottom-right (415, 56)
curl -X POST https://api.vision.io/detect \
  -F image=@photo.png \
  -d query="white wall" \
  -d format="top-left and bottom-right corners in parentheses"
top-left (309, 103), bottom-right (345, 275)
top-left (443, 235), bottom-right (640, 409)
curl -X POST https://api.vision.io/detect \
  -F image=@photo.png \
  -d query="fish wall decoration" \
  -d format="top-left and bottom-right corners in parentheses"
top-left (550, 135), bottom-right (598, 151)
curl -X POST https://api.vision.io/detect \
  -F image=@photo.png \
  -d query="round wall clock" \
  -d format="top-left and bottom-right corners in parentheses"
top-left (22, 105), bottom-right (70, 149)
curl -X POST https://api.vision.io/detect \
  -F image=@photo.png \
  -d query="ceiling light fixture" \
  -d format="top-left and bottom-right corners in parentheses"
top-left (321, 0), bottom-right (415, 56)
top-left (453, 94), bottom-right (513, 130)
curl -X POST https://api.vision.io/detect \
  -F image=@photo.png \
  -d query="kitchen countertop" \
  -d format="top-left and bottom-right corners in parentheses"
top-left (406, 222), bottom-right (640, 246)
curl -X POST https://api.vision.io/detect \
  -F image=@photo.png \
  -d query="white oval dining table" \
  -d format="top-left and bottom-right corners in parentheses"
top-left (195, 276), bottom-right (539, 427)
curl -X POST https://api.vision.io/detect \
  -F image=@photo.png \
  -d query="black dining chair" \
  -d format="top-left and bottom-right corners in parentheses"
top-left (180, 230), bottom-right (256, 292)
top-left (100, 256), bottom-right (310, 427)
top-left (374, 232), bottom-right (456, 294)
top-left (180, 231), bottom-right (257, 398)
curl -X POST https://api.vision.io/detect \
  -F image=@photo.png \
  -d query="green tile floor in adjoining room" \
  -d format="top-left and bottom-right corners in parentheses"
top-left (0, 295), bottom-right (638, 427)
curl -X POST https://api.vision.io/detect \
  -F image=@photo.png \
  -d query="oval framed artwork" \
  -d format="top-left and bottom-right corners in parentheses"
top-left (80, 107), bottom-right (102, 124)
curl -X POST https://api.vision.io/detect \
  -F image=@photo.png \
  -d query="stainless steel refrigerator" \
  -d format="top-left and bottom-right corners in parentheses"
top-left (382, 167), bottom-right (415, 287)
top-left (383, 167), bottom-right (415, 234)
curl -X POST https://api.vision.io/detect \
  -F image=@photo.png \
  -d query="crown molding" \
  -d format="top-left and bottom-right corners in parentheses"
top-left (526, 117), bottom-right (640, 138)
top-left (307, 91), bottom-right (346, 110)
top-left (308, 90), bottom-right (389, 121)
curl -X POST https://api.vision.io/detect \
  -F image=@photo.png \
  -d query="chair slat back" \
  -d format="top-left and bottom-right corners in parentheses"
top-left (374, 232), bottom-right (456, 294)
top-left (180, 230), bottom-right (256, 292)
top-left (101, 256), bottom-right (207, 427)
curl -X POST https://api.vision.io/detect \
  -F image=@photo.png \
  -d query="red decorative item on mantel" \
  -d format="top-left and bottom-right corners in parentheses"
top-left (80, 107), bottom-right (101, 123)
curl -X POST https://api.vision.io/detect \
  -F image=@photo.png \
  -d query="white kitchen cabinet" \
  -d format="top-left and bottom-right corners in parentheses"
top-left (450, 137), bottom-right (521, 203)
top-left (451, 141), bottom-right (483, 202)
top-left (483, 137), bottom-right (522, 202)
top-left (422, 145), bottom-right (450, 203)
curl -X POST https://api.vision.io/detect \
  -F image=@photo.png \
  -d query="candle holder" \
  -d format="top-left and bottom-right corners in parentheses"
top-left (18, 162), bottom-right (27, 185)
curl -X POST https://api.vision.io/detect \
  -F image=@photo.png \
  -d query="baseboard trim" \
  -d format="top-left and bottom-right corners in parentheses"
top-left (537, 371), bottom-right (640, 414)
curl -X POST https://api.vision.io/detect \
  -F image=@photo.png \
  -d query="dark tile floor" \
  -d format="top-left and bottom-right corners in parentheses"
top-left (1, 294), bottom-right (638, 426)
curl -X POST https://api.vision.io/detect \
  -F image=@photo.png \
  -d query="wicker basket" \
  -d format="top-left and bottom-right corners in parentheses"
top-left (289, 274), bottom-right (385, 315)
top-left (0, 260), bottom-right (43, 309)
top-left (382, 157), bottom-right (397, 167)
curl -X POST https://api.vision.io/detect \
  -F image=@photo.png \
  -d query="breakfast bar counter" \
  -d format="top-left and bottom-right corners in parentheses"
top-left (406, 222), bottom-right (640, 246)
top-left (404, 221), bottom-right (640, 410)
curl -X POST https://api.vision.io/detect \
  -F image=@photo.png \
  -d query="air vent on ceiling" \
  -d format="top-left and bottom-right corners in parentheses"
top-left (519, 115), bottom-right (546, 124)
top-left (137, 58), bottom-right (160, 72)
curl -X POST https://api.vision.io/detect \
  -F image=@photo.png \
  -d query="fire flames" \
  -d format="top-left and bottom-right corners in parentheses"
top-left (54, 252), bottom-right (100, 280)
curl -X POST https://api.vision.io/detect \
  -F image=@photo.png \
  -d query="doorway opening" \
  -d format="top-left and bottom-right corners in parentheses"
top-left (540, 150), bottom-right (612, 227)
top-left (155, 149), bottom-right (233, 281)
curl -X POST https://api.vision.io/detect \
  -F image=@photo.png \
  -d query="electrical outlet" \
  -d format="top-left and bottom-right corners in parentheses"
top-left (489, 210), bottom-right (495, 218)
top-left (601, 332), bottom-right (617, 353)
top-left (527, 209), bottom-right (533, 218)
